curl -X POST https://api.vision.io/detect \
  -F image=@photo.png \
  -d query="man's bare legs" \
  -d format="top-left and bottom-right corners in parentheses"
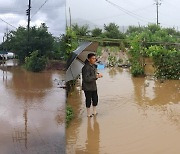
top-left (93, 106), bottom-right (98, 115)
top-left (87, 107), bottom-right (97, 117)
top-left (87, 108), bottom-right (92, 117)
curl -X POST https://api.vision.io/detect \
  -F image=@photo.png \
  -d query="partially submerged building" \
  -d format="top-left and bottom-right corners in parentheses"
top-left (0, 51), bottom-right (15, 60)
top-left (0, 51), bottom-right (8, 60)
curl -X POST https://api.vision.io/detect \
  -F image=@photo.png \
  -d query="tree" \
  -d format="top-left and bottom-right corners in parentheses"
top-left (2, 23), bottom-right (54, 63)
top-left (163, 27), bottom-right (180, 36)
top-left (25, 50), bottom-right (47, 72)
top-left (147, 24), bottom-right (160, 34)
top-left (91, 28), bottom-right (102, 37)
top-left (72, 24), bottom-right (90, 36)
top-left (104, 23), bottom-right (125, 39)
top-left (51, 36), bottom-right (65, 60)
top-left (61, 27), bottom-right (78, 60)
top-left (126, 26), bottom-right (145, 35)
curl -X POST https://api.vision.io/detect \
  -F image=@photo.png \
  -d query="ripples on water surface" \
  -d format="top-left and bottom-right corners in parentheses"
top-left (0, 60), bottom-right (65, 154)
top-left (67, 68), bottom-right (180, 154)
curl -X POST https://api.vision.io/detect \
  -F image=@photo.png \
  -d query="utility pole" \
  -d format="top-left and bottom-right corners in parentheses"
top-left (138, 22), bottom-right (141, 28)
top-left (69, 7), bottom-right (72, 29)
top-left (27, 0), bottom-right (31, 33)
top-left (2, 36), bottom-right (5, 51)
top-left (26, 0), bottom-right (31, 52)
top-left (2, 26), bottom-right (9, 52)
top-left (65, 0), bottom-right (68, 29)
top-left (155, 0), bottom-right (161, 25)
top-left (5, 26), bottom-right (9, 51)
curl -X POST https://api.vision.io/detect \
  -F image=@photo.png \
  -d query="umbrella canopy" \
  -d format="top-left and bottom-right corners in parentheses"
top-left (66, 42), bottom-right (99, 82)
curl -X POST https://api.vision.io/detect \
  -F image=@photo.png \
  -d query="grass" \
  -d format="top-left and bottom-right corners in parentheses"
top-left (66, 105), bottom-right (74, 127)
top-left (106, 46), bottom-right (120, 53)
top-left (97, 46), bottom-right (103, 56)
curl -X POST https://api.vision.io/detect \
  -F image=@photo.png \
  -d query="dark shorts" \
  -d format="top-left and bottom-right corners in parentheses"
top-left (84, 91), bottom-right (98, 108)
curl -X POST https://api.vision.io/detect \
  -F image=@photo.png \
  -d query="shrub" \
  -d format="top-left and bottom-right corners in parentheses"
top-left (130, 60), bottom-right (144, 77)
top-left (97, 46), bottom-right (102, 56)
top-left (108, 55), bottom-right (117, 66)
top-left (25, 50), bottom-right (47, 72)
top-left (66, 105), bottom-right (74, 127)
top-left (147, 46), bottom-right (180, 79)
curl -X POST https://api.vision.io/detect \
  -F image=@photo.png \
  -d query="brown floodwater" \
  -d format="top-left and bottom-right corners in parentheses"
top-left (0, 60), bottom-right (65, 154)
top-left (66, 67), bottom-right (180, 154)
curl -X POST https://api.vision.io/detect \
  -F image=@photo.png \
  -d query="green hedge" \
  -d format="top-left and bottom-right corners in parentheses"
top-left (146, 46), bottom-right (180, 79)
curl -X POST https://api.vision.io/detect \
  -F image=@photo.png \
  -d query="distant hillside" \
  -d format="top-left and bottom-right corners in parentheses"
top-left (67, 18), bottom-right (129, 33)
top-left (67, 18), bottom-right (100, 29)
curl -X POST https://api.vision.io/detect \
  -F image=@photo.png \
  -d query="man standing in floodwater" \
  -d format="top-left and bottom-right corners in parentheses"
top-left (82, 53), bottom-right (103, 117)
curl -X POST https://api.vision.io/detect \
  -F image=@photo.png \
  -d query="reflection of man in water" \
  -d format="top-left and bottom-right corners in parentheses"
top-left (82, 53), bottom-right (103, 117)
top-left (86, 117), bottom-right (100, 153)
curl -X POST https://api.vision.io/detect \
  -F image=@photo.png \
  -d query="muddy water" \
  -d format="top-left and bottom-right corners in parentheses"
top-left (66, 68), bottom-right (180, 154)
top-left (0, 60), bottom-right (65, 154)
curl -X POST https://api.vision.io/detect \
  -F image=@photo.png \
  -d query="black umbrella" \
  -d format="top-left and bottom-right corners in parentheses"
top-left (65, 41), bottom-right (99, 82)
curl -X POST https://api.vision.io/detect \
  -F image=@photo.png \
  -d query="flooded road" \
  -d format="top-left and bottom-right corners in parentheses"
top-left (0, 60), bottom-right (65, 154)
top-left (66, 68), bottom-right (180, 154)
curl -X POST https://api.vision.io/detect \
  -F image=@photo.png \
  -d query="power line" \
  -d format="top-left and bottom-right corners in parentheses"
top-left (104, 0), bottom-right (154, 23)
top-left (31, 0), bottom-right (49, 19)
top-left (0, 17), bottom-right (17, 29)
top-left (163, 1), bottom-right (180, 11)
top-left (91, 4), bottom-right (154, 22)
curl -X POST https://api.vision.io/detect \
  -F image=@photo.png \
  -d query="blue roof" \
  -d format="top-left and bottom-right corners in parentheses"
top-left (0, 51), bottom-right (8, 54)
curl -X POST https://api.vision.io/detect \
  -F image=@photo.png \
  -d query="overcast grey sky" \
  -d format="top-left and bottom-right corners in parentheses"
top-left (67, 0), bottom-right (180, 30)
top-left (0, 0), bottom-right (65, 42)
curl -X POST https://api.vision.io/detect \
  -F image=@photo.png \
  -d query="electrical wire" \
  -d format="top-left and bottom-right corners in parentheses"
top-left (91, 4), bottom-right (154, 22)
top-left (0, 17), bottom-right (17, 29)
top-left (104, 0), bottom-right (154, 23)
top-left (31, 0), bottom-right (49, 19)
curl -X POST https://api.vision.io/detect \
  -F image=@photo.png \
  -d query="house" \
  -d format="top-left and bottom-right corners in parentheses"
top-left (7, 52), bottom-right (15, 59)
top-left (0, 51), bottom-right (8, 60)
top-left (0, 51), bottom-right (15, 60)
